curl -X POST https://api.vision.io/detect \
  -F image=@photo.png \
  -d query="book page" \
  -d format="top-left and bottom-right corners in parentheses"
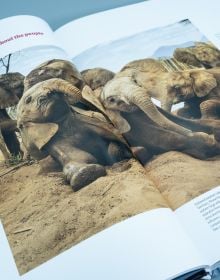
top-left (55, 0), bottom-right (220, 58)
top-left (0, 209), bottom-right (207, 280)
top-left (0, 15), bottom-right (206, 280)
top-left (175, 186), bottom-right (220, 268)
top-left (146, 152), bottom-right (220, 267)
top-left (0, 15), bottom-right (62, 58)
top-left (54, 0), bottom-right (220, 271)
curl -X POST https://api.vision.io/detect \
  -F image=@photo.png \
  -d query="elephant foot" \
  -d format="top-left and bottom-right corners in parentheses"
top-left (190, 132), bottom-right (215, 146)
top-left (189, 131), bottom-right (220, 157)
top-left (200, 99), bottom-right (220, 120)
top-left (64, 162), bottom-right (106, 191)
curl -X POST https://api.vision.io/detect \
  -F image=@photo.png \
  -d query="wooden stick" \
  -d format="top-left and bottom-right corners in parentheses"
top-left (13, 228), bottom-right (32, 234)
top-left (0, 161), bottom-right (30, 178)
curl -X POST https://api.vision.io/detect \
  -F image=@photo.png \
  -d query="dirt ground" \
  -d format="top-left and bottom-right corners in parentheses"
top-left (0, 158), bottom-right (167, 275)
top-left (0, 152), bottom-right (4, 161)
top-left (0, 151), bottom-right (219, 275)
top-left (145, 151), bottom-right (220, 209)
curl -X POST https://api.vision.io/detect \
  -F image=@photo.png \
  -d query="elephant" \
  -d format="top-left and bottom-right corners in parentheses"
top-left (115, 67), bottom-right (220, 120)
top-left (99, 68), bottom-right (204, 138)
top-left (0, 130), bottom-right (10, 160)
top-left (173, 42), bottom-right (220, 69)
top-left (120, 58), bottom-right (168, 73)
top-left (17, 78), bottom-right (132, 191)
top-left (0, 72), bottom-right (24, 108)
top-left (0, 72), bottom-right (24, 159)
top-left (24, 59), bottom-right (85, 92)
top-left (86, 86), bottom-right (220, 163)
top-left (81, 68), bottom-right (115, 90)
top-left (0, 109), bottom-right (21, 159)
top-left (160, 67), bottom-right (220, 119)
top-left (119, 110), bottom-right (220, 163)
top-left (120, 57), bottom-right (193, 73)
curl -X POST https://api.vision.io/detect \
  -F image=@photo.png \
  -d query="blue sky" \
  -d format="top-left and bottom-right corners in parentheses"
top-left (72, 19), bottom-right (208, 72)
top-left (0, 45), bottom-right (68, 75)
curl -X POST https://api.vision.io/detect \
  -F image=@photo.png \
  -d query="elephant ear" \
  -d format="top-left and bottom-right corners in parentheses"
top-left (20, 122), bottom-right (58, 151)
top-left (190, 71), bottom-right (217, 97)
top-left (82, 85), bottom-right (106, 113)
top-left (82, 85), bottom-right (130, 133)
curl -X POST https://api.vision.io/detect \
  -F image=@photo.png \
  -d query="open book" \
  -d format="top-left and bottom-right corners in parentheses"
top-left (0, 0), bottom-right (220, 279)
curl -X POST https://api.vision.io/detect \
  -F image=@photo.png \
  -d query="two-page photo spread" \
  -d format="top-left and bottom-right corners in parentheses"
top-left (0, 1), bottom-right (220, 279)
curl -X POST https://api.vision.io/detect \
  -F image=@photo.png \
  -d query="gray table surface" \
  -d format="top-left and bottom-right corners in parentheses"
top-left (0, 0), bottom-right (144, 30)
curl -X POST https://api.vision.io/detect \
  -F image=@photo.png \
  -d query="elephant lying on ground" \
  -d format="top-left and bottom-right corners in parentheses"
top-left (17, 78), bottom-right (131, 191)
top-left (83, 85), bottom-right (220, 164)
top-left (0, 72), bottom-right (24, 159)
top-left (173, 42), bottom-right (220, 69)
top-left (99, 68), bottom-right (218, 140)
top-left (24, 59), bottom-right (84, 91)
top-left (81, 68), bottom-right (115, 90)
top-left (117, 109), bottom-right (220, 163)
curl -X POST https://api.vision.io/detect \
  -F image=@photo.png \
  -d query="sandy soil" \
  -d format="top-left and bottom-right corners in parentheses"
top-left (145, 151), bottom-right (220, 209)
top-left (0, 152), bottom-right (4, 161)
top-left (1, 151), bottom-right (219, 275)
top-left (0, 158), bottom-right (167, 275)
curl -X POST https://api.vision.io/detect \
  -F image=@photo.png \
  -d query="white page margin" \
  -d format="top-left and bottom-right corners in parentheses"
top-left (175, 185), bottom-right (220, 266)
top-left (0, 208), bottom-right (207, 280)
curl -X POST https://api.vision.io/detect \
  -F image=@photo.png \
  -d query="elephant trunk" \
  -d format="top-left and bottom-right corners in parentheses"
top-left (161, 99), bottom-right (173, 112)
top-left (128, 88), bottom-right (193, 137)
top-left (40, 78), bottom-right (83, 105)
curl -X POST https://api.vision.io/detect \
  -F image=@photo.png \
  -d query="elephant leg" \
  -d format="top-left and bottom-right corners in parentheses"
top-left (176, 102), bottom-right (201, 119)
top-left (64, 162), bottom-right (106, 191)
top-left (200, 99), bottom-right (220, 119)
top-left (130, 146), bottom-right (153, 165)
top-left (47, 142), bottom-right (106, 191)
top-left (0, 109), bottom-right (21, 157)
top-left (154, 128), bottom-right (220, 159)
top-left (107, 141), bottom-right (132, 164)
top-left (2, 130), bottom-right (21, 157)
top-left (184, 142), bottom-right (220, 159)
top-left (128, 122), bottom-right (219, 159)
top-left (214, 128), bottom-right (220, 142)
top-left (186, 130), bottom-right (220, 158)
top-left (176, 107), bottom-right (192, 118)
top-left (0, 119), bottom-right (17, 132)
top-left (0, 130), bottom-right (10, 160)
